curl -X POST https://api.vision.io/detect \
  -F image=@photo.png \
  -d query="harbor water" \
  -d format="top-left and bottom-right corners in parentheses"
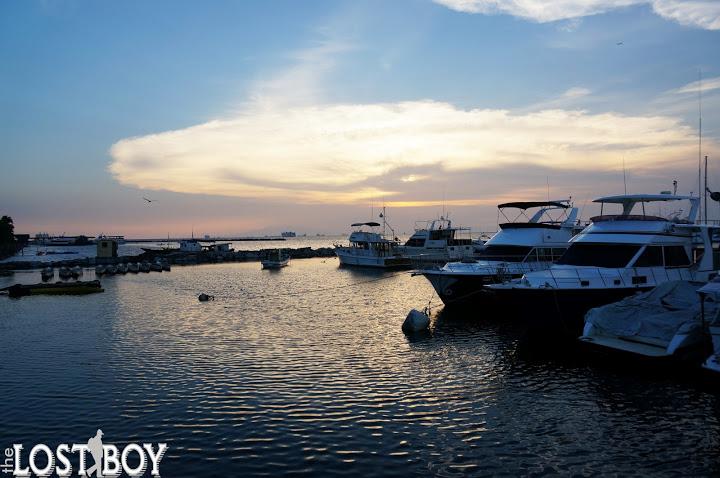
top-left (1, 258), bottom-right (719, 476)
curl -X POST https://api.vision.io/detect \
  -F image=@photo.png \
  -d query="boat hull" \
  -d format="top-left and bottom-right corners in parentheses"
top-left (335, 250), bottom-right (411, 269)
top-left (421, 270), bottom-right (523, 307)
top-left (486, 285), bottom-right (654, 334)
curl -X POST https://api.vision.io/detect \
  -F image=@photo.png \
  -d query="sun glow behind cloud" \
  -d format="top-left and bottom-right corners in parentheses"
top-left (109, 99), bottom-right (705, 205)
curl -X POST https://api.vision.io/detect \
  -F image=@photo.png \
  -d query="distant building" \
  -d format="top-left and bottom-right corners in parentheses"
top-left (281, 231), bottom-right (296, 237)
top-left (97, 238), bottom-right (118, 258)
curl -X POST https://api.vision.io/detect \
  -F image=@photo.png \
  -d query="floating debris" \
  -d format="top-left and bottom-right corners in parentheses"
top-left (198, 293), bottom-right (215, 302)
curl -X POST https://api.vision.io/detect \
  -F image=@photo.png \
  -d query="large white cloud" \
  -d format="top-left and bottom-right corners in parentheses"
top-left (109, 100), bottom-right (704, 204)
top-left (434, 0), bottom-right (720, 29)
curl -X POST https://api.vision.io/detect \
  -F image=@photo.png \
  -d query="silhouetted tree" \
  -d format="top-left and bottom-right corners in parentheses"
top-left (0, 216), bottom-right (15, 244)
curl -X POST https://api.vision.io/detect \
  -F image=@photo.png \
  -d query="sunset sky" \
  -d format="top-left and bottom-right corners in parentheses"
top-left (2, 0), bottom-right (719, 237)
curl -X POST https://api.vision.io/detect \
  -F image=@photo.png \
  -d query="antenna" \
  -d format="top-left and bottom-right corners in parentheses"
top-left (698, 68), bottom-right (703, 222)
top-left (705, 155), bottom-right (709, 224)
top-left (622, 155), bottom-right (627, 195)
top-left (546, 176), bottom-right (550, 201)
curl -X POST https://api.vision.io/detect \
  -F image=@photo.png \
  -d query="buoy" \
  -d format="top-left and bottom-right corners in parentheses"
top-left (198, 293), bottom-right (214, 302)
top-left (402, 308), bottom-right (430, 333)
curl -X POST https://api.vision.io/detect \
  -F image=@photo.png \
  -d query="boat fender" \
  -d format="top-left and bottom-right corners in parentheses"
top-left (402, 308), bottom-right (430, 333)
top-left (198, 293), bottom-right (215, 302)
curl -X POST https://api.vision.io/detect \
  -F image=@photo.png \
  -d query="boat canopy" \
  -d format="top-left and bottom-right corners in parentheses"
top-left (351, 222), bottom-right (381, 227)
top-left (592, 194), bottom-right (698, 220)
top-left (497, 200), bottom-right (570, 210)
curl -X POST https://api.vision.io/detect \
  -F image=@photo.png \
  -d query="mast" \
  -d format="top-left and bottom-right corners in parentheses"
top-left (705, 155), bottom-right (708, 224)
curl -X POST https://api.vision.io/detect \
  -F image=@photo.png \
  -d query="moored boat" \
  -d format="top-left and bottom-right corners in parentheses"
top-left (418, 200), bottom-right (579, 307)
top-left (487, 193), bottom-right (718, 334)
top-left (334, 209), bottom-right (411, 269)
top-left (261, 249), bottom-right (290, 269)
top-left (41, 267), bottom-right (54, 281)
top-left (579, 280), bottom-right (713, 363)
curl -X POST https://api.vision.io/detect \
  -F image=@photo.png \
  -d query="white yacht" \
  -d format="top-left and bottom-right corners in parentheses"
top-left (401, 217), bottom-right (474, 263)
top-left (334, 217), bottom-right (411, 269)
top-left (419, 200), bottom-right (579, 307)
top-left (487, 194), bottom-right (717, 332)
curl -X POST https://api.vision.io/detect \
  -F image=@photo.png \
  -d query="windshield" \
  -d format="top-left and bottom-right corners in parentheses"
top-left (556, 243), bottom-right (641, 268)
top-left (477, 245), bottom-right (532, 262)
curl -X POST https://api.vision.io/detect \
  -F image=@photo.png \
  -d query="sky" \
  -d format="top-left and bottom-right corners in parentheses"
top-left (1, 0), bottom-right (719, 237)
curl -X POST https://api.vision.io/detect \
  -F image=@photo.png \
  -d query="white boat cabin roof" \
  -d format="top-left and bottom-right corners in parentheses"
top-left (591, 193), bottom-right (698, 223)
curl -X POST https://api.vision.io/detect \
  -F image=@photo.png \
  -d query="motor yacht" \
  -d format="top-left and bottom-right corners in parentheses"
top-left (401, 217), bottom-right (474, 263)
top-left (418, 200), bottom-right (579, 307)
top-left (486, 194), bottom-right (718, 332)
top-left (334, 209), bottom-right (411, 269)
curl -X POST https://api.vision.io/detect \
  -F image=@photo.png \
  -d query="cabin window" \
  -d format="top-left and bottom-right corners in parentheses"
top-left (405, 238), bottom-right (425, 247)
top-left (664, 246), bottom-right (691, 267)
top-left (633, 246), bottom-right (663, 267)
top-left (477, 245), bottom-right (533, 262)
top-left (556, 244), bottom-right (641, 268)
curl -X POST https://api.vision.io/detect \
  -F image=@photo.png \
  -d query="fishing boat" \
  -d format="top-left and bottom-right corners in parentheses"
top-left (401, 217), bottom-right (474, 263)
top-left (334, 208), bottom-right (411, 269)
top-left (261, 249), bottom-right (290, 269)
top-left (4, 280), bottom-right (104, 298)
top-left (418, 200), bottom-right (579, 307)
top-left (486, 194), bottom-right (718, 333)
top-left (579, 280), bottom-right (713, 363)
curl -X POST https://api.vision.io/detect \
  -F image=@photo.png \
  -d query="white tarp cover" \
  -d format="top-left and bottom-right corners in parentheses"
top-left (585, 281), bottom-right (717, 343)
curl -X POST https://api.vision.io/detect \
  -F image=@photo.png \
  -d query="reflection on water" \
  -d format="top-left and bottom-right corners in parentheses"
top-left (1, 259), bottom-right (719, 476)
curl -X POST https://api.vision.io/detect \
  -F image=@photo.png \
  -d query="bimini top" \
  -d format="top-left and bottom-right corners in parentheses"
top-left (498, 200), bottom-right (570, 210)
top-left (351, 222), bottom-right (381, 227)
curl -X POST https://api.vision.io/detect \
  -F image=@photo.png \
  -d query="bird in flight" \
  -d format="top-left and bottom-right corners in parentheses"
top-left (616, 41), bottom-right (624, 46)
top-left (142, 197), bottom-right (156, 203)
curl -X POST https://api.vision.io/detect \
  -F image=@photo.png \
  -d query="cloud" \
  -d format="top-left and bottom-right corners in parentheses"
top-left (433, 0), bottom-right (720, 30)
top-left (672, 75), bottom-right (720, 94)
top-left (109, 100), bottom-right (706, 204)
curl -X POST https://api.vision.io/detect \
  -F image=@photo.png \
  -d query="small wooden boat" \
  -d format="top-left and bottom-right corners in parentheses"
top-left (58, 266), bottom-right (73, 279)
top-left (41, 267), bottom-right (54, 281)
top-left (261, 249), bottom-right (290, 269)
top-left (4, 280), bottom-right (104, 298)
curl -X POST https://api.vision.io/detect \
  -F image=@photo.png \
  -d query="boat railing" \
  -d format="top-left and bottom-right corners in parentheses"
top-left (543, 266), bottom-right (697, 288)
